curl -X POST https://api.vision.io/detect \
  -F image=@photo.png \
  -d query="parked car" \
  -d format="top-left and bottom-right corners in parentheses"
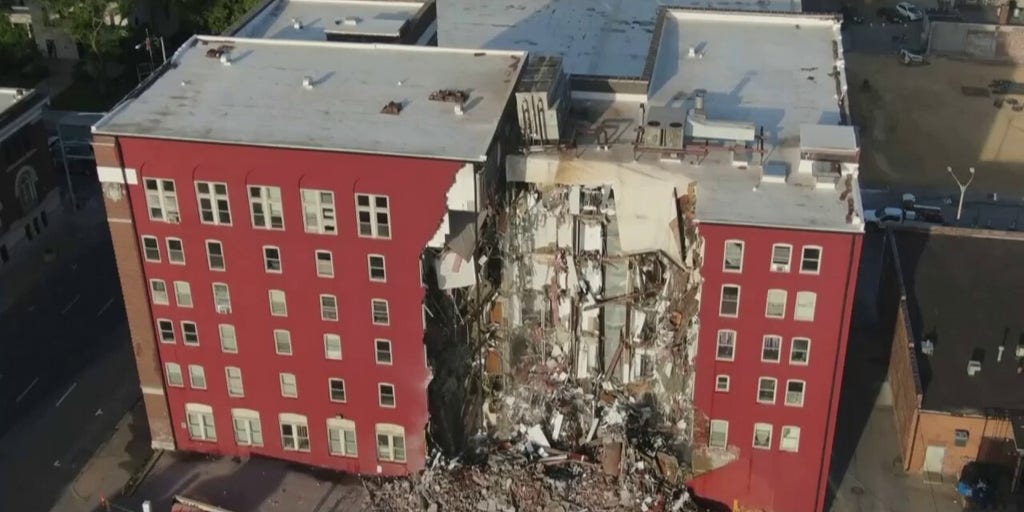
top-left (876, 7), bottom-right (904, 22)
top-left (865, 206), bottom-right (944, 229)
top-left (896, 1), bottom-right (924, 21)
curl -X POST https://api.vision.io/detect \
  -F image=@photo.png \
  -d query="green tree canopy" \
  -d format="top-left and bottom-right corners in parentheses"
top-left (0, 12), bottom-right (37, 73)
top-left (178, 0), bottom-right (261, 34)
top-left (44, 0), bottom-right (134, 90)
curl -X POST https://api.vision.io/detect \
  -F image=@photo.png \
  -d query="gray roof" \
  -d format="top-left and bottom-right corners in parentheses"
top-left (436, 0), bottom-right (802, 77)
top-left (92, 36), bottom-right (526, 161)
top-left (233, 0), bottom-right (426, 40)
top-left (0, 87), bottom-right (32, 115)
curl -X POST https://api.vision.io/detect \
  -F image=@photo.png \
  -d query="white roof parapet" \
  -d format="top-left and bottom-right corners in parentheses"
top-left (234, 0), bottom-right (427, 40)
top-left (799, 124), bottom-right (858, 153)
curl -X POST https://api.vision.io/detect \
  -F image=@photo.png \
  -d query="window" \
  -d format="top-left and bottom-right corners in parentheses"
top-left (720, 285), bottom-right (740, 317)
top-left (375, 339), bottom-right (393, 365)
top-left (206, 241), bottom-right (225, 271)
top-left (301, 189), bottom-right (337, 234)
top-left (269, 290), bottom-right (287, 316)
top-left (771, 244), bottom-right (792, 272)
top-left (757, 377), bottom-right (777, 404)
top-left (715, 375), bottom-right (730, 392)
top-left (174, 281), bottom-right (193, 308)
top-left (375, 423), bottom-right (406, 462)
top-left (232, 409), bottom-right (263, 447)
top-left (142, 236), bottom-right (160, 262)
top-left (723, 240), bottom-right (744, 272)
top-left (765, 289), bottom-right (787, 319)
top-left (378, 383), bottom-right (396, 407)
top-left (280, 373), bottom-right (298, 397)
top-left (167, 238), bottom-right (185, 264)
top-left (143, 178), bottom-right (179, 222)
top-left (791, 338), bottom-right (810, 365)
top-left (709, 420), bottom-right (728, 449)
top-left (274, 330), bottom-right (292, 355)
top-left (150, 279), bottom-right (169, 305)
top-left (780, 426), bottom-right (801, 452)
top-left (356, 194), bottom-right (391, 238)
top-left (761, 335), bottom-right (782, 363)
top-left (182, 322), bottom-right (199, 346)
top-left (195, 181), bottom-right (232, 225)
top-left (188, 364), bottom-right (206, 389)
top-left (801, 246), bottom-right (822, 274)
top-left (225, 367), bottom-right (244, 397)
top-left (320, 294), bottom-right (339, 321)
top-left (329, 378), bottom-right (346, 402)
top-left (157, 319), bottom-right (175, 343)
top-left (794, 292), bottom-right (817, 322)
top-left (371, 299), bottom-right (390, 325)
top-left (316, 250), bottom-right (334, 278)
top-left (263, 246), bottom-right (282, 273)
top-left (753, 423), bottom-right (773, 449)
top-left (248, 185), bottom-right (284, 230)
top-left (368, 254), bottom-right (386, 282)
top-left (324, 334), bottom-right (342, 360)
top-left (185, 403), bottom-right (216, 441)
top-left (716, 330), bottom-right (736, 361)
top-left (213, 283), bottom-right (231, 313)
top-left (327, 418), bottom-right (357, 457)
top-left (954, 429), bottom-right (970, 447)
top-left (219, 324), bottom-right (237, 353)
top-left (785, 380), bottom-right (806, 407)
top-left (279, 413), bottom-right (310, 451)
top-left (165, 363), bottom-right (184, 387)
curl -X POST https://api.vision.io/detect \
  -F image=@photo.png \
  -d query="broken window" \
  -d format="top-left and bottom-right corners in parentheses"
top-left (791, 338), bottom-right (810, 364)
top-left (196, 181), bottom-right (232, 225)
top-left (301, 189), bottom-right (337, 235)
top-left (378, 383), bottom-right (396, 407)
top-left (716, 330), bottom-right (736, 361)
top-left (709, 420), bottom-right (728, 449)
top-left (801, 246), bottom-right (822, 274)
top-left (715, 375), bottom-right (730, 392)
top-left (269, 289), bottom-right (287, 316)
top-left (219, 324), bottom-right (237, 353)
top-left (780, 426), bottom-right (801, 452)
top-left (762, 335), bottom-right (782, 362)
top-left (324, 334), bottom-right (342, 360)
top-left (771, 244), bottom-right (792, 272)
top-left (185, 403), bottom-right (215, 441)
top-left (167, 238), bottom-right (185, 264)
top-left (316, 250), bottom-right (334, 277)
top-left (720, 285), bottom-right (740, 317)
top-left (765, 289), bottom-right (787, 319)
top-left (226, 366), bottom-right (244, 397)
top-left (753, 423), bottom-right (772, 449)
top-left (142, 236), bottom-right (160, 261)
top-left (372, 299), bottom-right (390, 325)
top-left (785, 380), bottom-right (805, 406)
top-left (724, 240), bottom-right (744, 271)
top-left (375, 423), bottom-right (406, 462)
top-left (188, 364), bottom-right (206, 389)
top-left (757, 377), bottom-right (777, 404)
top-left (174, 281), bottom-right (193, 308)
top-left (329, 378), bottom-right (347, 402)
top-left (150, 279), bottom-right (169, 305)
top-left (144, 178), bottom-right (179, 223)
top-left (165, 363), bottom-right (183, 387)
top-left (320, 294), bottom-right (339, 321)
top-left (376, 339), bottom-right (392, 365)
top-left (368, 254), bottom-right (387, 282)
top-left (157, 319), bottom-right (175, 343)
top-left (274, 329), bottom-right (292, 355)
top-left (280, 413), bottom-right (309, 451)
top-left (794, 292), bottom-right (817, 322)
top-left (249, 185), bottom-right (284, 230)
top-left (232, 409), bottom-right (263, 447)
top-left (328, 418), bottom-right (357, 457)
top-left (280, 373), bottom-right (298, 398)
top-left (264, 246), bottom-right (282, 273)
top-left (206, 241), bottom-right (225, 270)
top-left (356, 194), bottom-right (391, 239)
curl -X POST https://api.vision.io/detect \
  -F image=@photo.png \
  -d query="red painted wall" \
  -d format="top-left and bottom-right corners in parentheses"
top-left (119, 138), bottom-right (461, 475)
top-left (690, 223), bottom-right (862, 512)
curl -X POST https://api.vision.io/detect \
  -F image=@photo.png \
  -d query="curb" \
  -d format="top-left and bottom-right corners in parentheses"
top-left (69, 397), bottom-right (143, 501)
top-left (123, 449), bottom-right (164, 497)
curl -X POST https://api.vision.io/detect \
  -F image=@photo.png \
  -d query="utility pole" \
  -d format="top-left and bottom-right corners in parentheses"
top-left (947, 166), bottom-right (976, 222)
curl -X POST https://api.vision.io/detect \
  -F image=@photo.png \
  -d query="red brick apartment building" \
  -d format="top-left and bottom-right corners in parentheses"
top-left (91, 36), bottom-right (525, 475)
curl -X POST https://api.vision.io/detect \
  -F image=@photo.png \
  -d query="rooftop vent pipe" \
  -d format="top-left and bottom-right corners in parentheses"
top-left (292, 18), bottom-right (302, 30)
top-left (220, 53), bottom-right (231, 66)
top-left (688, 46), bottom-right (696, 58)
top-left (302, 76), bottom-right (313, 90)
top-left (343, 16), bottom-right (359, 26)
top-left (694, 90), bottom-right (706, 114)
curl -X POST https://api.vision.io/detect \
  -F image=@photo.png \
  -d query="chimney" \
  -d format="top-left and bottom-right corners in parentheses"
top-left (302, 76), bottom-right (313, 90)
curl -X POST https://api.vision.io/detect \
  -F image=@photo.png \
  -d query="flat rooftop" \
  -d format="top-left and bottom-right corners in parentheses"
top-left (436, 0), bottom-right (802, 77)
top-left (233, 0), bottom-right (426, 40)
top-left (0, 87), bottom-right (32, 115)
top-left (93, 36), bottom-right (526, 162)
top-left (895, 231), bottom-right (1024, 414)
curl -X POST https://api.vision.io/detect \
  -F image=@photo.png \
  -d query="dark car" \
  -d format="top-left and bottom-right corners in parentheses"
top-left (876, 7), bottom-right (903, 22)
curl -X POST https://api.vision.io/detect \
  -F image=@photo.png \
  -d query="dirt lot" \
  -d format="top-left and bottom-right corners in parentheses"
top-left (848, 54), bottom-right (1024, 195)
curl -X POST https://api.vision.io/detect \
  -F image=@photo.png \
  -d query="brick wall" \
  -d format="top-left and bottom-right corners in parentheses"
top-left (911, 413), bottom-right (1016, 475)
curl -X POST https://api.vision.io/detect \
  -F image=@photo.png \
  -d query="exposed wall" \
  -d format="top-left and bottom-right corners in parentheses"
top-left (928, 20), bottom-right (1024, 62)
top-left (909, 412), bottom-right (1017, 475)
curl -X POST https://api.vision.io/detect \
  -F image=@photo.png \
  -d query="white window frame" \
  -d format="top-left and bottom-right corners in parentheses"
top-left (219, 324), bottom-right (237, 353)
top-left (716, 329), bottom-right (736, 361)
top-left (780, 425), bottom-right (801, 452)
top-left (263, 245), bottom-right (282, 273)
top-left (269, 289), bottom-right (287, 317)
top-left (378, 383), bottom-right (396, 408)
top-left (182, 321), bottom-right (199, 346)
top-left (165, 362), bottom-right (184, 387)
top-left (328, 378), bottom-right (347, 403)
top-left (761, 335), bottom-right (782, 363)
top-left (794, 291), bottom-right (817, 322)
top-left (232, 408), bottom-right (264, 447)
top-left (368, 254), bottom-right (387, 282)
top-left (785, 379), bottom-right (806, 407)
top-left (320, 294), bottom-right (339, 322)
top-left (315, 250), bottom-right (334, 278)
top-left (195, 181), bottom-right (232, 226)
top-left (142, 236), bottom-right (160, 262)
top-left (157, 319), bottom-right (175, 343)
top-left (709, 419), bottom-right (728, 449)
top-left (212, 282), bottom-right (231, 313)
top-left (150, 279), bottom-right (169, 305)
top-left (279, 413), bottom-right (310, 452)
top-left (753, 422), bottom-right (773, 450)
top-left (143, 178), bottom-right (180, 223)
top-left (185, 403), bottom-right (216, 441)
top-left (206, 240), bottom-right (225, 271)
top-left (188, 364), bottom-right (206, 389)
top-left (174, 281), bottom-right (193, 308)
top-left (720, 285), bottom-right (740, 317)
top-left (324, 334), bottom-right (342, 360)
top-left (800, 246), bottom-right (822, 274)
top-left (723, 240), bottom-right (744, 272)
top-left (327, 418), bottom-right (357, 457)
top-left (355, 193), bottom-right (391, 239)
top-left (375, 339), bottom-right (393, 365)
top-left (301, 189), bottom-right (337, 235)
top-left (371, 299), bottom-right (390, 326)
top-left (280, 372), bottom-right (298, 398)
top-left (166, 238), bottom-right (185, 265)
top-left (225, 366), bottom-right (244, 397)
top-left (770, 243), bottom-right (792, 273)
top-left (757, 377), bottom-right (777, 404)
top-left (274, 329), bottom-right (293, 356)
top-left (715, 374), bottom-right (730, 392)
top-left (765, 289), bottom-right (787, 319)
top-left (790, 338), bottom-right (811, 365)
top-left (375, 423), bottom-right (406, 462)
top-left (248, 185), bottom-right (284, 230)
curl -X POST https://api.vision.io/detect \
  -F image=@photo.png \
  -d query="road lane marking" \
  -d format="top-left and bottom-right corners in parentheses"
top-left (96, 298), bottom-right (114, 317)
top-left (16, 377), bottom-right (39, 403)
top-left (61, 294), bottom-right (81, 314)
top-left (55, 382), bottom-right (77, 407)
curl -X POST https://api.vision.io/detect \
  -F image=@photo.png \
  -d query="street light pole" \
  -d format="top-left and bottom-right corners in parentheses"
top-left (947, 166), bottom-right (976, 222)
top-left (56, 118), bottom-right (76, 211)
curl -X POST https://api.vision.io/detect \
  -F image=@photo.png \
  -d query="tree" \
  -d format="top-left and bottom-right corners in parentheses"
top-left (177, 0), bottom-right (260, 34)
top-left (44, 0), bottom-right (133, 92)
top-left (0, 12), bottom-right (38, 76)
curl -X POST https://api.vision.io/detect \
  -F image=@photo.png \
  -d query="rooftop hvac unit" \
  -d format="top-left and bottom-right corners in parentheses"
top-left (515, 55), bottom-right (569, 147)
